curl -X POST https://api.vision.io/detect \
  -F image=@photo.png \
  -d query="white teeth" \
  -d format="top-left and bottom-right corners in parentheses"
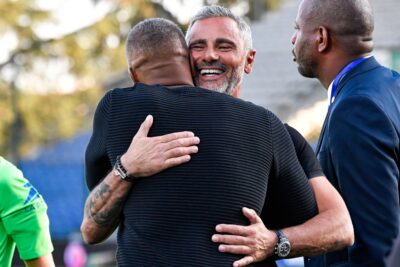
top-left (200, 69), bottom-right (223, 75)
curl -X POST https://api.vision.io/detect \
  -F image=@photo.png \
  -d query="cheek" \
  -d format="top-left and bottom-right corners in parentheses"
top-left (190, 50), bottom-right (203, 63)
top-left (219, 54), bottom-right (238, 68)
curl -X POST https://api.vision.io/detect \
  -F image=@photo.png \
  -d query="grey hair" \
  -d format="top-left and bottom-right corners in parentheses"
top-left (186, 5), bottom-right (253, 51)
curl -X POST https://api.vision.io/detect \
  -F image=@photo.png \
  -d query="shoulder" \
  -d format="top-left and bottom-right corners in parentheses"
top-left (0, 157), bottom-right (24, 192)
top-left (284, 124), bottom-right (302, 139)
top-left (329, 96), bottom-right (398, 146)
top-left (343, 63), bottom-right (400, 99)
top-left (331, 94), bottom-right (391, 124)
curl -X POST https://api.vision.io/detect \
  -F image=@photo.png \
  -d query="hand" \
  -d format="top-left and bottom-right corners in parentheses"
top-left (212, 207), bottom-right (278, 267)
top-left (121, 115), bottom-right (200, 177)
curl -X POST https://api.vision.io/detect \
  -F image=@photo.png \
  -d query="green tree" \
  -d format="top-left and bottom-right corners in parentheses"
top-left (0, 0), bottom-right (280, 162)
top-left (0, 0), bottom-right (176, 162)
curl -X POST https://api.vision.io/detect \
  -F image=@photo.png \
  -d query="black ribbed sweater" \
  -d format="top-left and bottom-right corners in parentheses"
top-left (85, 83), bottom-right (318, 267)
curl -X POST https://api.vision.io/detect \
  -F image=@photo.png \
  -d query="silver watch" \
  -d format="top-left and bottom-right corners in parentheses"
top-left (274, 229), bottom-right (291, 258)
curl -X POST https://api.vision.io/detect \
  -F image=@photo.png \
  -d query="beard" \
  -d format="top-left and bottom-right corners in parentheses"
top-left (293, 40), bottom-right (318, 78)
top-left (194, 61), bottom-right (244, 95)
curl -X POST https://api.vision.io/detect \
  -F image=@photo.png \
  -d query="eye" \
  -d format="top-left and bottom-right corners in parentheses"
top-left (218, 44), bottom-right (233, 51)
top-left (190, 43), bottom-right (205, 51)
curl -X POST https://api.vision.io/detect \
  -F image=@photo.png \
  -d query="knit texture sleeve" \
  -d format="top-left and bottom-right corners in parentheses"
top-left (285, 124), bottom-right (324, 179)
top-left (261, 112), bottom-right (318, 229)
top-left (85, 90), bottom-right (113, 191)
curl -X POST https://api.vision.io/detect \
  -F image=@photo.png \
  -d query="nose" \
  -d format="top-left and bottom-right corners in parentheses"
top-left (291, 32), bottom-right (297, 45)
top-left (204, 47), bottom-right (219, 62)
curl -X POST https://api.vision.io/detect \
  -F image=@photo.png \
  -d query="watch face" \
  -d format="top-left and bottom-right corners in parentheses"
top-left (278, 241), bottom-right (291, 257)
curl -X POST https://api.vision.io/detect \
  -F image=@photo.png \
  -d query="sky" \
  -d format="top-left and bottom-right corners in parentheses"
top-left (36, 0), bottom-right (204, 39)
top-left (0, 0), bottom-right (207, 93)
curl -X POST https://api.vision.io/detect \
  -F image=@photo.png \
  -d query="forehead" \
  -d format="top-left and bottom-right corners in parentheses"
top-left (296, 0), bottom-right (313, 24)
top-left (189, 17), bottom-right (243, 44)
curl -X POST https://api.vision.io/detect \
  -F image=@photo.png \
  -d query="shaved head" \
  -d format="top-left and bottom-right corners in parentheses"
top-left (304, 0), bottom-right (374, 54)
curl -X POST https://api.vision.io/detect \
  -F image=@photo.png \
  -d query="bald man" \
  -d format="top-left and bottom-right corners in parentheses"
top-left (292, 0), bottom-right (400, 266)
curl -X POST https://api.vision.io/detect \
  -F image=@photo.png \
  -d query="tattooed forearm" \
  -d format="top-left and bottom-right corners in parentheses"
top-left (81, 170), bottom-right (133, 244)
top-left (85, 182), bottom-right (125, 227)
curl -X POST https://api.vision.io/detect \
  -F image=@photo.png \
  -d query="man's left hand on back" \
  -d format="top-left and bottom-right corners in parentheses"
top-left (212, 207), bottom-right (278, 267)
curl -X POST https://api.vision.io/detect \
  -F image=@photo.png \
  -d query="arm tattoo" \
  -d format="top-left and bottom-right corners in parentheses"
top-left (86, 182), bottom-right (125, 228)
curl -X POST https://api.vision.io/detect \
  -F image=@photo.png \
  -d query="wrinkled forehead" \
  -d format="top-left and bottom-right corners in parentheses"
top-left (188, 17), bottom-right (244, 47)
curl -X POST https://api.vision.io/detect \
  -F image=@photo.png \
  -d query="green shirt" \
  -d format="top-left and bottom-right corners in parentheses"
top-left (0, 156), bottom-right (53, 267)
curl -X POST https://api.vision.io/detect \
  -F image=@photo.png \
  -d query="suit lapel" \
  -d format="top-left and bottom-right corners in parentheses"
top-left (316, 107), bottom-right (331, 154)
top-left (316, 57), bottom-right (380, 155)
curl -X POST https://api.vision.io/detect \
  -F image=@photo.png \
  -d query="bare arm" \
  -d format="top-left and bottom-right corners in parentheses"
top-left (212, 176), bottom-right (353, 267)
top-left (24, 254), bottom-right (55, 267)
top-left (81, 169), bottom-right (131, 244)
top-left (212, 122), bottom-right (353, 266)
top-left (283, 175), bottom-right (353, 257)
top-left (81, 115), bottom-right (200, 244)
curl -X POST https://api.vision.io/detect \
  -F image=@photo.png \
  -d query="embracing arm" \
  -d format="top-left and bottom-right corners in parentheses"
top-left (281, 125), bottom-right (353, 257)
top-left (281, 175), bottom-right (353, 257)
top-left (81, 168), bottom-right (131, 244)
top-left (81, 115), bottom-right (200, 244)
top-left (212, 119), bottom-right (353, 266)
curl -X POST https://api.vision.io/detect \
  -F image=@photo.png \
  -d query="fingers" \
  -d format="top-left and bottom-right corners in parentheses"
top-left (164, 155), bottom-right (192, 168)
top-left (218, 244), bottom-right (252, 254)
top-left (212, 234), bottom-right (250, 245)
top-left (233, 256), bottom-right (255, 267)
top-left (155, 131), bottom-right (196, 143)
top-left (136, 115), bottom-right (153, 138)
top-left (242, 207), bottom-right (262, 224)
top-left (165, 146), bottom-right (199, 159)
top-left (163, 136), bottom-right (200, 151)
top-left (216, 224), bottom-right (250, 236)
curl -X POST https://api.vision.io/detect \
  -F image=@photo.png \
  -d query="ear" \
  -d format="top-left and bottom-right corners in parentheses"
top-left (129, 67), bottom-right (138, 85)
top-left (244, 49), bottom-right (256, 74)
top-left (317, 26), bottom-right (329, 53)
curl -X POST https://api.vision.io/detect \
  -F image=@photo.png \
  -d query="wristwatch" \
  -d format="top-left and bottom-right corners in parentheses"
top-left (114, 155), bottom-right (136, 182)
top-left (274, 229), bottom-right (291, 258)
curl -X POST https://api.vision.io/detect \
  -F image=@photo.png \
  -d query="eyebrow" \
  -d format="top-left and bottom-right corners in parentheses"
top-left (189, 38), bottom-right (237, 48)
top-left (215, 38), bottom-right (236, 48)
top-left (189, 39), bottom-right (207, 46)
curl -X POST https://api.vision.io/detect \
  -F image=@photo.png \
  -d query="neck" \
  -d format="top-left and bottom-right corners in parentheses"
top-left (232, 87), bottom-right (241, 98)
top-left (137, 60), bottom-right (194, 87)
top-left (317, 53), bottom-right (370, 89)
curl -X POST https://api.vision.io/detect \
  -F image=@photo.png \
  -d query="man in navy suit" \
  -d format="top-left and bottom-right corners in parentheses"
top-left (292, 0), bottom-right (400, 266)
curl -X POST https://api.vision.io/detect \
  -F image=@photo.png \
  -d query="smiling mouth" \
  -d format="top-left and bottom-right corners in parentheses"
top-left (200, 69), bottom-right (224, 76)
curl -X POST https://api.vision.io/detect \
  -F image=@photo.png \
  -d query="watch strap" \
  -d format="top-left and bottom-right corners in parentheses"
top-left (274, 229), bottom-right (291, 258)
top-left (114, 155), bottom-right (137, 182)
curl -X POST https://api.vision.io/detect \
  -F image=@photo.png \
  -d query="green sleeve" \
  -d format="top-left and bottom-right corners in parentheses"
top-left (0, 157), bottom-right (54, 260)
top-left (2, 207), bottom-right (53, 260)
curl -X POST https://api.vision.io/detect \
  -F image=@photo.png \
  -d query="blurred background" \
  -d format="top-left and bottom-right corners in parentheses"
top-left (1, 0), bottom-right (399, 266)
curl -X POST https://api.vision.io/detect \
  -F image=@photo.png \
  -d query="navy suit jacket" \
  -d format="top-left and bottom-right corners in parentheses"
top-left (306, 57), bottom-right (400, 267)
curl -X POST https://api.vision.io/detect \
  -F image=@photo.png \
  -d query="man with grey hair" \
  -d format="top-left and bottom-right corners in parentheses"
top-left (291, 0), bottom-right (400, 266)
top-left (185, 5), bottom-right (254, 96)
top-left (184, 5), bottom-right (353, 266)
